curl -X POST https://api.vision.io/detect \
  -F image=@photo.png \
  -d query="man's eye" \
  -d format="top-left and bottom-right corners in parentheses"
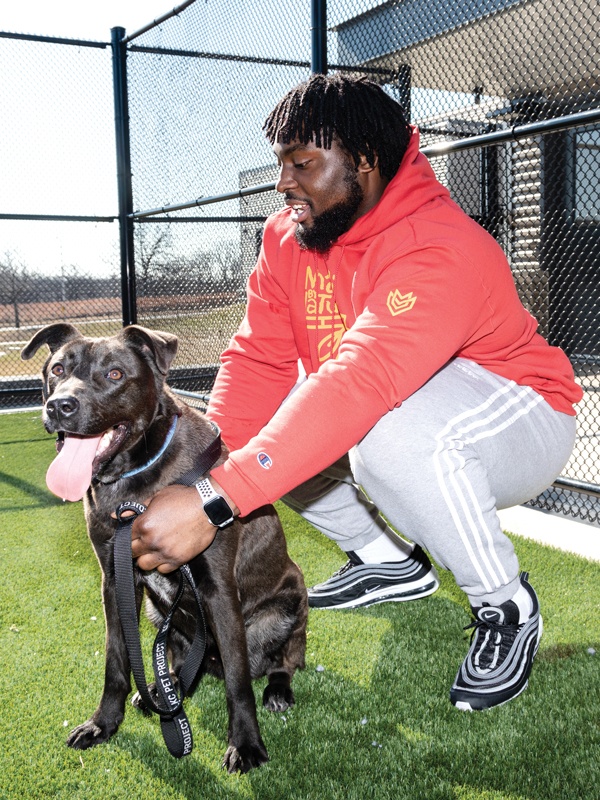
top-left (107, 369), bottom-right (123, 381)
top-left (51, 364), bottom-right (64, 376)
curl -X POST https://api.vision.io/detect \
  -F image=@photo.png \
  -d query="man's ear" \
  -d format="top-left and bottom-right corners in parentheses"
top-left (356, 151), bottom-right (379, 174)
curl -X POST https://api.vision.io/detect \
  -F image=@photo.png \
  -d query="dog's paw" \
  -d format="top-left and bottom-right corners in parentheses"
top-left (131, 682), bottom-right (161, 715)
top-left (130, 689), bottom-right (152, 716)
top-left (262, 682), bottom-right (295, 713)
top-left (66, 718), bottom-right (119, 750)
top-left (131, 675), bottom-right (178, 715)
top-left (222, 741), bottom-right (269, 773)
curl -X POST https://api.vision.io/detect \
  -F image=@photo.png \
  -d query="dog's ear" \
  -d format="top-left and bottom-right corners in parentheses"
top-left (120, 325), bottom-right (179, 375)
top-left (21, 323), bottom-right (82, 360)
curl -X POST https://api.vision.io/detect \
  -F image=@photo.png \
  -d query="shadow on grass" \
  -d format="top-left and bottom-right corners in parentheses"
top-left (1, 437), bottom-right (53, 445)
top-left (99, 589), bottom-right (600, 800)
top-left (3, 482), bottom-right (597, 799)
top-left (114, 729), bottom-right (245, 799)
top-left (0, 469), bottom-right (63, 508)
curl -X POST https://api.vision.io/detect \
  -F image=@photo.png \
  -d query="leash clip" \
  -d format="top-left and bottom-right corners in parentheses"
top-left (116, 500), bottom-right (147, 522)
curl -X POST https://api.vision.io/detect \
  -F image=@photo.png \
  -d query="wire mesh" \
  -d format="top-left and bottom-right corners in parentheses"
top-left (123, 1), bottom-right (314, 391)
top-left (0, 34), bottom-right (119, 408)
top-left (324, 0), bottom-right (600, 519)
top-left (1, 0), bottom-right (600, 521)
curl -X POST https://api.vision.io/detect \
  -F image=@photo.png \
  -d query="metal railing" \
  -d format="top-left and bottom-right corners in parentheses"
top-left (2, 0), bottom-right (600, 523)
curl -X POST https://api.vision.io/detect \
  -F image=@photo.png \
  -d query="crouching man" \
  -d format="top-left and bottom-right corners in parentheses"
top-left (131, 74), bottom-right (582, 711)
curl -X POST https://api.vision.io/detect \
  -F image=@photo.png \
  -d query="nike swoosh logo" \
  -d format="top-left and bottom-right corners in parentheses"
top-left (481, 610), bottom-right (501, 621)
top-left (364, 585), bottom-right (381, 594)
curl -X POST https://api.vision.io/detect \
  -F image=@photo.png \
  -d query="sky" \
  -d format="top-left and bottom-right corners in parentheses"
top-left (0, 0), bottom-right (481, 280)
top-left (1, 0), bottom-right (323, 281)
top-left (0, 0), bottom-right (313, 279)
top-left (2, 0), bottom-right (180, 41)
top-left (1, 1), bottom-right (195, 278)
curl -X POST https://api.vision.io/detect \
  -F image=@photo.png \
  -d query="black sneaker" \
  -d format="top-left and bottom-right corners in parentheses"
top-left (307, 545), bottom-right (439, 609)
top-left (450, 572), bottom-right (543, 711)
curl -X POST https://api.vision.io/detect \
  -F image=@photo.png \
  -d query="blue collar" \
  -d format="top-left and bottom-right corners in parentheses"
top-left (120, 415), bottom-right (179, 480)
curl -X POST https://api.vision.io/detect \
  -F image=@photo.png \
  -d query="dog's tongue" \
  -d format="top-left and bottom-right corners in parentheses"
top-left (46, 433), bottom-right (103, 501)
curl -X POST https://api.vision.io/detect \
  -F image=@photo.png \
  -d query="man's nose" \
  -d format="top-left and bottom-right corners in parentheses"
top-left (275, 165), bottom-right (297, 194)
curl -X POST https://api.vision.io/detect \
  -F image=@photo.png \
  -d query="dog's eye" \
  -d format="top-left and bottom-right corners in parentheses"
top-left (107, 369), bottom-right (123, 381)
top-left (51, 364), bottom-right (64, 376)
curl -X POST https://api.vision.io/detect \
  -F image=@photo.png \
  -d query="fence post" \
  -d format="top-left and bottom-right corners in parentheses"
top-left (111, 26), bottom-right (137, 326)
top-left (397, 63), bottom-right (411, 122)
top-left (311, 0), bottom-right (327, 74)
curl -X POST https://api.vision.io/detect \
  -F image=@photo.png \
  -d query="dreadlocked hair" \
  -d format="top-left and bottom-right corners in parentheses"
top-left (263, 73), bottom-right (412, 180)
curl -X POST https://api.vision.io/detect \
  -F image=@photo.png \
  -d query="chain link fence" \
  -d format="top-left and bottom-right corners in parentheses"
top-left (1, 0), bottom-right (600, 521)
top-left (0, 32), bottom-right (120, 408)
top-left (323, 0), bottom-right (600, 521)
top-left (122, 0), bottom-right (313, 399)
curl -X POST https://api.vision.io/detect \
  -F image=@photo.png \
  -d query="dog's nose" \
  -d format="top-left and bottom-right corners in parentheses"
top-left (46, 396), bottom-right (80, 418)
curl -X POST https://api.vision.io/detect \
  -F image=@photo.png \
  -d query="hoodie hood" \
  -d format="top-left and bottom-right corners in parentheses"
top-left (334, 127), bottom-right (451, 246)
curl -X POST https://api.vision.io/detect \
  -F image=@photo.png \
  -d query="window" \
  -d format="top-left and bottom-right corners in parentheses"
top-left (575, 126), bottom-right (600, 221)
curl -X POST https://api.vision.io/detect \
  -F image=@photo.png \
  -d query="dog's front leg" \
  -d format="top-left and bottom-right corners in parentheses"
top-left (67, 572), bottom-right (139, 749)
top-left (206, 588), bottom-right (269, 773)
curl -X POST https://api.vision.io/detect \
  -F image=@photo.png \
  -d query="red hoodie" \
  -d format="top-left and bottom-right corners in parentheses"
top-left (208, 129), bottom-right (582, 516)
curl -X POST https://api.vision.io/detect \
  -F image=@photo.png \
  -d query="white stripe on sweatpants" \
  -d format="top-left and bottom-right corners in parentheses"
top-left (433, 380), bottom-right (543, 594)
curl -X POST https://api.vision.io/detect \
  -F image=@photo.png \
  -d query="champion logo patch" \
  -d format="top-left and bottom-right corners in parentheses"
top-left (257, 452), bottom-right (273, 469)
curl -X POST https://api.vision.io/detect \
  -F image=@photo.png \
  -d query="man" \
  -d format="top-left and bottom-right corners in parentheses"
top-left (132, 75), bottom-right (582, 711)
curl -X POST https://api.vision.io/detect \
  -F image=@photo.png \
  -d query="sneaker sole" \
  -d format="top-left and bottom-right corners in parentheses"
top-left (308, 573), bottom-right (440, 610)
top-left (452, 614), bottom-right (544, 712)
top-left (307, 546), bottom-right (434, 597)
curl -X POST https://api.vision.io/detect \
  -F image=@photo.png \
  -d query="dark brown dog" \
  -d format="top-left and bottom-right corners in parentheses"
top-left (22, 323), bottom-right (308, 773)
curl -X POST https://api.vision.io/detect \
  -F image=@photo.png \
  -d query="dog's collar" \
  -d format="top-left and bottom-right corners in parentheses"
top-left (96, 415), bottom-right (179, 485)
top-left (97, 416), bottom-right (222, 486)
top-left (120, 414), bottom-right (180, 480)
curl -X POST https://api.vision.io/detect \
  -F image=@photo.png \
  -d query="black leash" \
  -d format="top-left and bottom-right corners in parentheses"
top-left (113, 422), bottom-right (223, 759)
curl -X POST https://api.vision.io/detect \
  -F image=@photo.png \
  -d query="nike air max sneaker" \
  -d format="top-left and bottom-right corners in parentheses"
top-left (450, 572), bottom-right (543, 711)
top-left (307, 545), bottom-right (439, 609)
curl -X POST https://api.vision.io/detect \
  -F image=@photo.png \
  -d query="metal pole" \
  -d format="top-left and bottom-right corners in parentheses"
top-left (129, 107), bottom-right (600, 222)
top-left (111, 26), bottom-right (137, 326)
top-left (131, 182), bottom-right (277, 219)
top-left (311, 0), bottom-right (327, 75)
top-left (553, 477), bottom-right (600, 500)
top-left (421, 106), bottom-right (600, 158)
top-left (122, 0), bottom-right (197, 44)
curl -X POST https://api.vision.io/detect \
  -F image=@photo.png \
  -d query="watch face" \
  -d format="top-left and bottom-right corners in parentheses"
top-left (204, 496), bottom-right (233, 527)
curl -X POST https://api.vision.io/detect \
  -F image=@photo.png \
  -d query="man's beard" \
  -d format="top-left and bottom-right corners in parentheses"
top-left (294, 167), bottom-right (364, 255)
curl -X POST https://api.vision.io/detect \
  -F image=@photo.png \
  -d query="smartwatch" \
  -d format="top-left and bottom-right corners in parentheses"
top-left (195, 478), bottom-right (235, 528)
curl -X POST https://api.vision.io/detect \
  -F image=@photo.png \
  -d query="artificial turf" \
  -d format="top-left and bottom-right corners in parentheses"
top-left (1, 411), bottom-right (599, 800)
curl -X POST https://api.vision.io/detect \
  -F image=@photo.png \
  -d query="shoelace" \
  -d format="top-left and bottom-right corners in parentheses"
top-left (464, 617), bottom-right (524, 670)
top-left (333, 559), bottom-right (358, 578)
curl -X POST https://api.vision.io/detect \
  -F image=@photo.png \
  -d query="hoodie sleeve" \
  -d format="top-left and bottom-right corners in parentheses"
top-left (207, 219), bottom-right (300, 451)
top-left (211, 244), bottom-right (500, 515)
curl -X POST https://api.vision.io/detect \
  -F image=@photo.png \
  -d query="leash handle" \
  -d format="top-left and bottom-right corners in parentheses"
top-left (113, 502), bottom-right (207, 759)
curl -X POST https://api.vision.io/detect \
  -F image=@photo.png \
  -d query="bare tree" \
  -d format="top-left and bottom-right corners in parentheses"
top-left (0, 251), bottom-right (32, 328)
top-left (182, 241), bottom-right (243, 293)
top-left (135, 226), bottom-right (173, 297)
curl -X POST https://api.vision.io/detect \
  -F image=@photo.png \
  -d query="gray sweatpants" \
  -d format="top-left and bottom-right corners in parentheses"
top-left (282, 358), bottom-right (576, 606)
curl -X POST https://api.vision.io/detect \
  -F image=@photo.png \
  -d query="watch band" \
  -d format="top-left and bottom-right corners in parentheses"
top-left (195, 478), bottom-right (234, 528)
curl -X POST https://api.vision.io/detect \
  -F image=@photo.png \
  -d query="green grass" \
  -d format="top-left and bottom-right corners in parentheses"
top-left (1, 412), bottom-right (600, 800)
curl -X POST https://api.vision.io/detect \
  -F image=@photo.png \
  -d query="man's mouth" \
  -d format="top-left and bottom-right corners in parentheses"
top-left (286, 198), bottom-right (311, 225)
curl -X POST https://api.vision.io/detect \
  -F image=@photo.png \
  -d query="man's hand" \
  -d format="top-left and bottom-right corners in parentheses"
top-left (130, 483), bottom-right (218, 573)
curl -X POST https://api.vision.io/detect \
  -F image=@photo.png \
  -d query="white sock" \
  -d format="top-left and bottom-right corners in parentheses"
top-left (353, 529), bottom-right (413, 564)
top-left (511, 582), bottom-right (534, 622)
